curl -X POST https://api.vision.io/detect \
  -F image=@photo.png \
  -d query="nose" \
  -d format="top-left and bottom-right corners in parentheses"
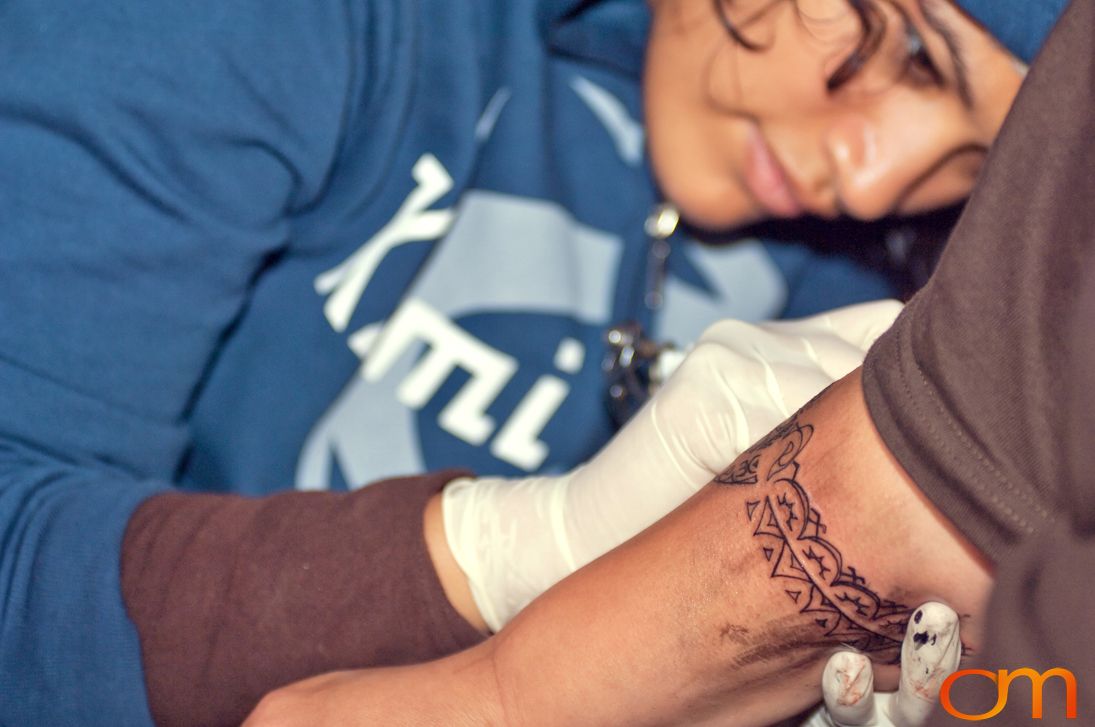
top-left (823, 100), bottom-right (974, 220)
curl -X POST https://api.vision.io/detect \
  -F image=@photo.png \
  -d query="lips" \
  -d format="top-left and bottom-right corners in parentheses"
top-left (743, 126), bottom-right (805, 219)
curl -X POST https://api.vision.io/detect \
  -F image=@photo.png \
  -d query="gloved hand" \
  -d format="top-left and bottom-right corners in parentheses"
top-left (805, 602), bottom-right (962, 727)
top-left (442, 300), bottom-right (903, 631)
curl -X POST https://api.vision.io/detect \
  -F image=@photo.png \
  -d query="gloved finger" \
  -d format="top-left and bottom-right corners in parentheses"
top-left (886, 602), bottom-right (962, 727)
top-left (691, 322), bottom-right (845, 429)
top-left (821, 650), bottom-right (876, 726)
top-left (765, 302), bottom-right (902, 380)
top-left (768, 300), bottom-right (903, 350)
top-left (695, 312), bottom-right (884, 405)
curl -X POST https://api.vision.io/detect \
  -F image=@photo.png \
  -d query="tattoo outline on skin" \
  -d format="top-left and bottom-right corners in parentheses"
top-left (715, 417), bottom-right (799, 486)
top-left (714, 415), bottom-right (911, 659)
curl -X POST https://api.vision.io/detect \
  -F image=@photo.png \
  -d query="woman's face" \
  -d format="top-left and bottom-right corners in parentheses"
top-left (644, 0), bottom-right (1025, 229)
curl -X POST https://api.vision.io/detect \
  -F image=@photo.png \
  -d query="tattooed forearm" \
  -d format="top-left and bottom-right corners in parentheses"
top-left (714, 415), bottom-right (911, 661)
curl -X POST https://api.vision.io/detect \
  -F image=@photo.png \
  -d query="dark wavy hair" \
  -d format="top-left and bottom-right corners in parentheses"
top-left (712, 0), bottom-right (893, 91)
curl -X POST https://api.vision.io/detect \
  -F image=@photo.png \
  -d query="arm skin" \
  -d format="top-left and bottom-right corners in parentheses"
top-left (246, 370), bottom-right (992, 726)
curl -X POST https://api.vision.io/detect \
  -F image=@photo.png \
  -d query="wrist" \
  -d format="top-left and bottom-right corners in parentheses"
top-left (486, 488), bottom-right (839, 727)
top-left (424, 492), bottom-right (490, 634)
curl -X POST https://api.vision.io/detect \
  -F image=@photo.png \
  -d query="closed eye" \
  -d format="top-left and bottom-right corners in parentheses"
top-left (903, 22), bottom-right (945, 88)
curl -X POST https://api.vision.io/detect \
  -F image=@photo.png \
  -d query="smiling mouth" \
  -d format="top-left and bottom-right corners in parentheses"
top-left (743, 126), bottom-right (805, 219)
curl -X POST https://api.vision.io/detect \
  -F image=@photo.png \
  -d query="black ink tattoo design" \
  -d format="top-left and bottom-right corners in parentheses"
top-left (713, 417), bottom-right (799, 487)
top-left (715, 416), bottom-right (910, 657)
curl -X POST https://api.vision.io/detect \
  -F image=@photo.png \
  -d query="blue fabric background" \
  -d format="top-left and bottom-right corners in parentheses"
top-left (955, 0), bottom-right (1070, 62)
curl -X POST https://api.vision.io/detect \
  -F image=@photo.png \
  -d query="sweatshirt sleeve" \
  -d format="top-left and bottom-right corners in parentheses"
top-left (0, 1), bottom-right (366, 723)
top-left (122, 471), bottom-right (486, 727)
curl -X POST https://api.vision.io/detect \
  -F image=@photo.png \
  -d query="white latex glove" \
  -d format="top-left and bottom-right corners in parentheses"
top-left (443, 300), bottom-right (903, 631)
top-left (804, 602), bottom-right (963, 727)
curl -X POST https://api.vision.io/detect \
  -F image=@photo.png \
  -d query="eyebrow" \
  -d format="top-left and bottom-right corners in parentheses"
top-left (917, 0), bottom-right (974, 107)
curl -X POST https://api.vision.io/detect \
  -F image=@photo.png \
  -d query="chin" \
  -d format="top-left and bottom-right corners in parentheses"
top-left (669, 188), bottom-right (764, 233)
top-left (651, 152), bottom-right (767, 232)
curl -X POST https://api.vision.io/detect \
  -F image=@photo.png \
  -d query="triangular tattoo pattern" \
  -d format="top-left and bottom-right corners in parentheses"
top-left (714, 416), bottom-right (911, 658)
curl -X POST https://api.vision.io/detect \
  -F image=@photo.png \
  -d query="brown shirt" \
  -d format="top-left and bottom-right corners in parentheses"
top-left (121, 470), bottom-right (484, 726)
top-left (862, 0), bottom-right (1094, 722)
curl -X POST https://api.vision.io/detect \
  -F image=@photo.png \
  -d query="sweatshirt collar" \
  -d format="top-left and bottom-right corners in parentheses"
top-left (540, 0), bottom-right (650, 78)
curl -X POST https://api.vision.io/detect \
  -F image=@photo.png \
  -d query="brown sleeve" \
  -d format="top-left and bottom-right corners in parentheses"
top-left (925, 531), bottom-right (1095, 725)
top-left (861, 0), bottom-right (1093, 560)
top-left (120, 470), bottom-right (486, 727)
top-left (927, 275), bottom-right (1095, 726)
top-left (863, 2), bottom-right (1095, 721)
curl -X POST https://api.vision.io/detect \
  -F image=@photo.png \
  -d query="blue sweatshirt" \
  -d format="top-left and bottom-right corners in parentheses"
top-left (0, 0), bottom-right (898, 723)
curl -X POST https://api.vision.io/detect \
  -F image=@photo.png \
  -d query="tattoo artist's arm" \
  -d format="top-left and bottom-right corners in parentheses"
top-left (245, 370), bottom-right (992, 727)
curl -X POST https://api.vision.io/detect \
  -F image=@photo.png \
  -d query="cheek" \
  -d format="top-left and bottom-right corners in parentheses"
top-left (644, 109), bottom-right (765, 229)
top-left (659, 161), bottom-right (760, 231)
top-left (899, 148), bottom-right (985, 215)
top-left (643, 58), bottom-right (762, 228)
top-left (704, 20), bottom-right (833, 120)
top-left (641, 2), bottom-right (832, 230)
